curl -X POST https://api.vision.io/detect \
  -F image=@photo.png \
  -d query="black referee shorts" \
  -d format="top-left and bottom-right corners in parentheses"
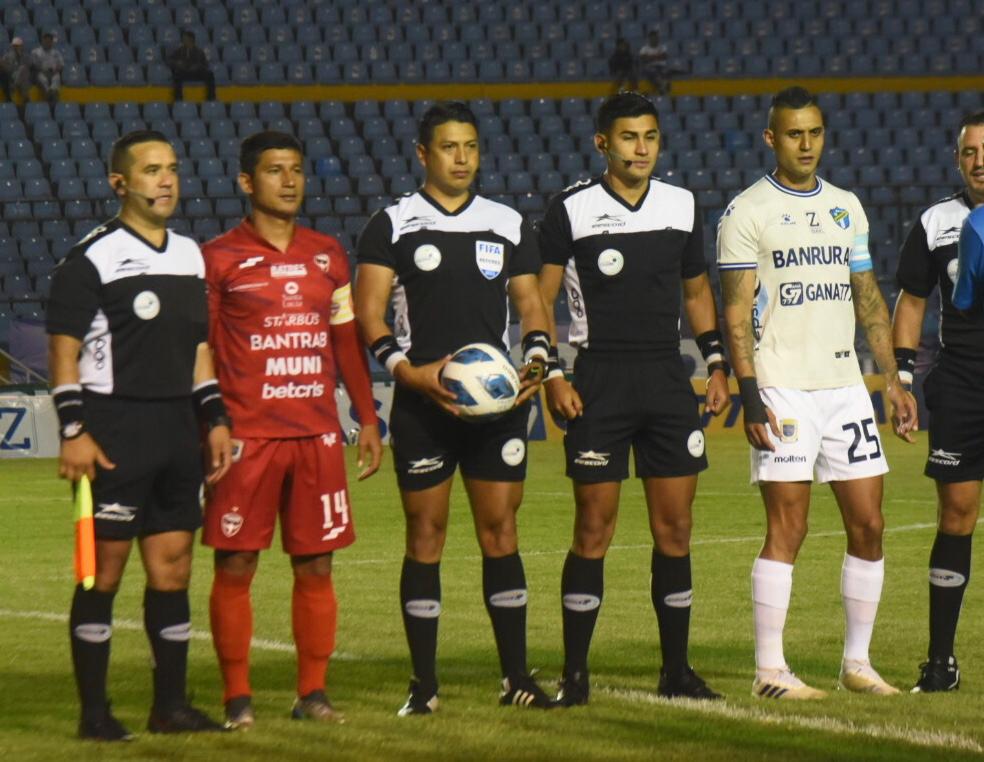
top-left (85, 394), bottom-right (204, 540)
top-left (564, 352), bottom-right (708, 483)
top-left (389, 385), bottom-right (530, 491)
top-left (923, 361), bottom-right (984, 482)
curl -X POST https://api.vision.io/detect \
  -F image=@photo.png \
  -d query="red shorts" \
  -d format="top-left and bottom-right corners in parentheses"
top-left (203, 434), bottom-right (355, 556)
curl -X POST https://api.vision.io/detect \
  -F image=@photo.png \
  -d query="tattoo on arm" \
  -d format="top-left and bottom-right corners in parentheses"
top-left (720, 269), bottom-right (757, 377)
top-left (851, 270), bottom-right (897, 375)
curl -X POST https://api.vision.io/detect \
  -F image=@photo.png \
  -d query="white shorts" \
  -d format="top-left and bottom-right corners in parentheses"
top-left (750, 384), bottom-right (889, 484)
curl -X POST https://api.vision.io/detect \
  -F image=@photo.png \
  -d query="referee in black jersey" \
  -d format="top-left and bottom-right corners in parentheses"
top-left (46, 131), bottom-right (232, 739)
top-left (356, 102), bottom-right (556, 713)
top-left (892, 110), bottom-right (984, 692)
top-left (539, 93), bottom-right (729, 704)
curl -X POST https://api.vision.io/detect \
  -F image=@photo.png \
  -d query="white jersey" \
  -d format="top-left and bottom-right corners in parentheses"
top-left (717, 173), bottom-right (873, 390)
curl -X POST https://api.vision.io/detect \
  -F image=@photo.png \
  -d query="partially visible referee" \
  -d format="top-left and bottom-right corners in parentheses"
top-left (46, 130), bottom-right (232, 740)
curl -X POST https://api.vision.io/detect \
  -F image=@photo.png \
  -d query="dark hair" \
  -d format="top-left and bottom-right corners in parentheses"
top-left (239, 131), bottom-right (303, 175)
top-left (959, 110), bottom-right (984, 133)
top-left (417, 101), bottom-right (478, 147)
top-left (181, 29), bottom-right (196, 41)
top-left (768, 86), bottom-right (824, 130)
top-left (595, 92), bottom-right (659, 134)
top-left (109, 130), bottom-right (171, 174)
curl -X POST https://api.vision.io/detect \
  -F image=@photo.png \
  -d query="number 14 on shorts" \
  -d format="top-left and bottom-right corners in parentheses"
top-left (321, 490), bottom-right (350, 541)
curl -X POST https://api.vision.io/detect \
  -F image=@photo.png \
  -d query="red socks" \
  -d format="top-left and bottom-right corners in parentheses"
top-left (292, 573), bottom-right (337, 697)
top-left (210, 567), bottom-right (254, 702)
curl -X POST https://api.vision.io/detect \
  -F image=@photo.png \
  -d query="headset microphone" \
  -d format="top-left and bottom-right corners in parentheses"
top-left (118, 181), bottom-right (157, 206)
top-left (604, 144), bottom-right (635, 168)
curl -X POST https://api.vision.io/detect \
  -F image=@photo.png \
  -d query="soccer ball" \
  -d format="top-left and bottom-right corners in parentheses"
top-left (440, 343), bottom-right (521, 421)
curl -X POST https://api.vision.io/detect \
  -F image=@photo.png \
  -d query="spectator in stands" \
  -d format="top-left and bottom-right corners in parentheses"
top-left (167, 30), bottom-right (216, 101)
top-left (608, 38), bottom-right (638, 93)
top-left (1, 37), bottom-right (32, 102)
top-left (30, 32), bottom-right (63, 103)
top-left (638, 30), bottom-right (670, 96)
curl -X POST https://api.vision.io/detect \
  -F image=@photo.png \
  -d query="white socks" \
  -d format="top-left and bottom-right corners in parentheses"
top-left (841, 554), bottom-right (884, 663)
top-left (751, 558), bottom-right (793, 671)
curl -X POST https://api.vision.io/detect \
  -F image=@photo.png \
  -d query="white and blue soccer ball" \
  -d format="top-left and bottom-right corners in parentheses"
top-left (440, 342), bottom-right (520, 421)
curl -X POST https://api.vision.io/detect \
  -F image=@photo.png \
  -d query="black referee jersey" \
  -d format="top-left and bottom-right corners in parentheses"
top-left (539, 176), bottom-right (706, 356)
top-left (357, 189), bottom-right (541, 364)
top-left (46, 218), bottom-right (208, 398)
top-left (896, 190), bottom-right (984, 364)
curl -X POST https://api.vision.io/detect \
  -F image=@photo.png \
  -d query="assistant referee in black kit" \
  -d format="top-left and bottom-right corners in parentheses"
top-left (46, 131), bottom-right (232, 740)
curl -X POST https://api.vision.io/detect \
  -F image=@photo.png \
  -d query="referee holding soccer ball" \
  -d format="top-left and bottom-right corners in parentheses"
top-left (46, 131), bottom-right (231, 740)
top-left (355, 102), bottom-right (555, 714)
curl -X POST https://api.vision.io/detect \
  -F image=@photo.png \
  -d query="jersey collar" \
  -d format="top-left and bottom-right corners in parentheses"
top-left (765, 171), bottom-right (823, 197)
top-left (418, 188), bottom-right (475, 217)
top-left (599, 173), bottom-right (650, 212)
top-left (116, 217), bottom-right (169, 253)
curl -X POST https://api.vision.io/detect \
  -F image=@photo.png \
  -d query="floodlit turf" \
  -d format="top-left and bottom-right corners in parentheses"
top-left (1, 431), bottom-right (981, 760)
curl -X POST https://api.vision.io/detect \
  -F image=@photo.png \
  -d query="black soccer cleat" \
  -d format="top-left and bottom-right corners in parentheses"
top-left (397, 678), bottom-right (439, 717)
top-left (224, 695), bottom-right (255, 730)
top-left (78, 703), bottom-right (134, 742)
top-left (658, 665), bottom-right (723, 700)
top-left (291, 690), bottom-right (345, 723)
top-left (148, 702), bottom-right (226, 733)
top-left (555, 670), bottom-right (590, 707)
top-left (912, 655), bottom-right (960, 693)
top-left (499, 672), bottom-right (558, 709)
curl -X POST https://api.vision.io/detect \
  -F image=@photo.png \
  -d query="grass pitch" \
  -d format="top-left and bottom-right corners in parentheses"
top-left (1, 431), bottom-right (982, 761)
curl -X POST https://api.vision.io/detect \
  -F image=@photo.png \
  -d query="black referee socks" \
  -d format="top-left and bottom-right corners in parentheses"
top-left (144, 588), bottom-right (191, 713)
top-left (482, 552), bottom-right (529, 679)
top-left (928, 531), bottom-right (972, 659)
top-left (400, 557), bottom-right (441, 692)
top-left (560, 551), bottom-right (604, 678)
top-left (70, 584), bottom-right (115, 719)
top-left (651, 551), bottom-right (693, 676)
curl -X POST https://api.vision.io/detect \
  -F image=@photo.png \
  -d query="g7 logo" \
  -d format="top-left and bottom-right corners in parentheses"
top-left (0, 407), bottom-right (32, 451)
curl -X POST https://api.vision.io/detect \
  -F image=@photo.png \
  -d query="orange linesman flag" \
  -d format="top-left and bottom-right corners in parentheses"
top-left (74, 474), bottom-right (96, 590)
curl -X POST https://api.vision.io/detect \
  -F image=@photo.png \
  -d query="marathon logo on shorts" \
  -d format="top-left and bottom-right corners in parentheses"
top-left (773, 454), bottom-right (808, 464)
top-left (928, 449), bottom-right (961, 466)
top-left (271, 263), bottom-right (308, 278)
top-left (221, 510), bottom-right (244, 538)
top-left (94, 502), bottom-right (136, 522)
top-left (231, 439), bottom-right (244, 462)
top-left (574, 450), bottom-right (610, 466)
top-left (321, 432), bottom-right (338, 447)
top-left (408, 456), bottom-right (444, 474)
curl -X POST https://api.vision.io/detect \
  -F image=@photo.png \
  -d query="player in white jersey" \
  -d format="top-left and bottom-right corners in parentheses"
top-left (717, 87), bottom-right (918, 700)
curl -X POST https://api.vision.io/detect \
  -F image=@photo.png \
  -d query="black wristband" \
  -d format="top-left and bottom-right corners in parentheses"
top-left (193, 380), bottom-right (230, 430)
top-left (545, 345), bottom-right (564, 381)
top-left (895, 347), bottom-right (916, 390)
top-left (738, 377), bottom-right (768, 425)
top-left (521, 329), bottom-right (551, 364)
top-left (369, 334), bottom-right (409, 375)
top-left (707, 359), bottom-right (731, 377)
top-left (53, 384), bottom-right (85, 440)
top-left (696, 329), bottom-right (730, 376)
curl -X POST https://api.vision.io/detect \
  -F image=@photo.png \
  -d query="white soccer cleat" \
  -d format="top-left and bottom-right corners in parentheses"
top-left (839, 659), bottom-right (900, 695)
top-left (752, 667), bottom-right (828, 700)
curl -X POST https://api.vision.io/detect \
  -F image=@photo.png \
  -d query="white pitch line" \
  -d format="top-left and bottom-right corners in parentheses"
top-left (3, 606), bottom-right (980, 754)
top-left (344, 520), bottom-right (944, 565)
top-left (602, 686), bottom-right (984, 754)
top-left (0, 609), bottom-right (356, 660)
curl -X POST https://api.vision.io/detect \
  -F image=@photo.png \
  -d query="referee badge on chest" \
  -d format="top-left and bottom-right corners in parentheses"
top-left (414, 244), bottom-right (442, 272)
top-left (475, 240), bottom-right (504, 280)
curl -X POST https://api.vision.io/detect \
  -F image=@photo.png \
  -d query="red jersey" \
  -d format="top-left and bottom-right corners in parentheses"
top-left (204, 220), bottom-right (356, 438)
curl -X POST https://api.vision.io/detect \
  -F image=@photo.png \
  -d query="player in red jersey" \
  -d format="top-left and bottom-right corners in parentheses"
top-left (202, 132), bottom-right (382, 728)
